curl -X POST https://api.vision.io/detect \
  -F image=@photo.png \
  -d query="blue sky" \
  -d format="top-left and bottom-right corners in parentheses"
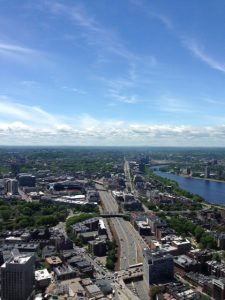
top-left (1, 0), bottom-right (225, 146)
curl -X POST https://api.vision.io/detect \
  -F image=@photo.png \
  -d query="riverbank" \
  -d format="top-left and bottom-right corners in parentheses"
top-left (171, 173), bottom-right (225, 184)
top-left (153, 164), bottom-right (225, 184)
top-left (153, 169), bottom-right (225, 205)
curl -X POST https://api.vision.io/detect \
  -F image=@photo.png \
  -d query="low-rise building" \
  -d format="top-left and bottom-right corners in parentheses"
top-left (14, 243), bottom-right (39, 253)
top-left (87, 190), bottom-right (99, 203)
top-left (212, 278), bottom-right (225, 300)
top-left (135, 220), bottom-right (151, 236)
top-left (79, 231), bottom-right (99, 243)
top-left (88, 238), bottom-right (107, 256)
top-left (98, 219), bottom-right (107, 235)
top-left (174, 255), bottom-right (200, 276)
top-left (45, 256), bottom-right (62, 268)
top-left (206, 260), bottom-right (225, 278)
top-left (54, 264), bottom-right (78, 280)
top-left (85, 284), bottom-right (104, 298)
top-left (122, 199), bottom-right (142, 211)
top-left (35, 268), bottom-right (51, 288)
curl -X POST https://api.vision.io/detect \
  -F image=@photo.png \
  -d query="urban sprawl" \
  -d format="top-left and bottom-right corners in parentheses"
top-left (0, 148), bottom-right (225, 300)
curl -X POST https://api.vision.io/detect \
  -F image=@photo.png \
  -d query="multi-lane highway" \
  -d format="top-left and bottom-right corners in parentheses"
top-left (96, 178), bottom-right (150, 300)
top-left (124, 159), bottom-right (134, 192)
top-left (98, 186), bottom-right (138, 269)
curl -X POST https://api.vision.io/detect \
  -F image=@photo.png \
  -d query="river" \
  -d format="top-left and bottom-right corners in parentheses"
top-left (152, 167), bottom-right (225, 205)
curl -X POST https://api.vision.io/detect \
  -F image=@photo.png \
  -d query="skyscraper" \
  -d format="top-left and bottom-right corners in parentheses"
top-left (1, 254), bottom-right (35, 300)
top-left (205, 166), bottom-right (210, 178)
top-left (143, 249), bottom-right (174, 285)
top-left (6, 179), bottom-right (19, 195)
top-left (17, 174), bottom-right (36, 187)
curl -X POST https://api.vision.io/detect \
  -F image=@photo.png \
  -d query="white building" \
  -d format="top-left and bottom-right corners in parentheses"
top-left (35, 268), bottom-right (52, 288)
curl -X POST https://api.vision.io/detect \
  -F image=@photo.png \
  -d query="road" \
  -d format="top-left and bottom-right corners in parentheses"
top-left (97, 186), bottom-right (148, 268)
top-left (124, 159), bottom-right (134, 192)
top-left (55, 196), bottom-right (141, 299)
top-left (18, 188), bottom-right (31, 202)
top-left (97, 185), bottom-right (138, 269)
top-left (96, 184), bottom-right (150, 299)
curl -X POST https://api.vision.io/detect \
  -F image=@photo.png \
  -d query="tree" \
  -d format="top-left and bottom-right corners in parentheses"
top-left (18, 217), bottom-right (34, 228)
top-left (21, 207), bottom-right (32, 216)
top-left (150, 285), bottom-right (161, 300)
top-left (194, 226), bottom-right (204, 242)
top-left (212, 252), bottom-right (221, 263)
top-left (1, 210), bottom-right (11, 221)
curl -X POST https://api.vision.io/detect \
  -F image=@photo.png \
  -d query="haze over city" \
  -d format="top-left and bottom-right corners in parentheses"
top-left (1, 0), bottom-right (225, 146)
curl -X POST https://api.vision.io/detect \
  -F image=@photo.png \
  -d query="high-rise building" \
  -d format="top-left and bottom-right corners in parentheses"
top-left (205, 166), bottom-right (210, 178)
top-left (17, 174), bottom-right (36, 187)
top-left (212, 279), bottom-right (225, 300)
top-left (11, 163), bottom-right (20, 176)
top-left (6, 179), bottom-right (19, 195)
top-left (143, 249), bottom-right (174, 285)
top-left (1, 254), bottom-right (35, 300)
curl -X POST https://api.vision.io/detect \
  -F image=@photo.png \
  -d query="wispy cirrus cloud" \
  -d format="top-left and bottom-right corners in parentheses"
top-left (129, 0), bottom-right (173, 29)
top-left (43, 1), bottom-right (137, 62)
top-left (62, 86), bottom-right (86, 95)
top-left (94, 74), bottom-right (140, 105)
top-left (160, 95), bottom-right (194, 113)
top-left (0, 42), bottom-right (36, 55)
top-left (0, 40), bottom-right (51, 69)
top-left (0, 41), bottom-right (40, 62)
top-left (0, 96), bottom-right (58, 126)
top-left (109, 88), bottom-right (140, 104)
top-left (183, 38), bottom-right (225, 74)
top-left (41, 0), bottom-right (158, 108)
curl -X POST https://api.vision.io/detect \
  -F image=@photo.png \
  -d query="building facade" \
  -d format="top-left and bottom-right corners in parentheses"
top-left (1, 254), bottom-right (35, 300)
top-left (143, 249), bottom-right (174, 285)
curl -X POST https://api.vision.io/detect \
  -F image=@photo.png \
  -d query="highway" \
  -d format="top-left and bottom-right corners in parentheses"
top-left (98, 186), bottom-right (138, 269)
top-left (96, 180), bottom-right (150, 300)
top-left (124, 159), bottom-right (134, 192)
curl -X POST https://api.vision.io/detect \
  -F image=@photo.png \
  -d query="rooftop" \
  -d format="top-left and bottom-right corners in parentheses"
top-left (35, 268), bottom-right (51, 281)
top-left (46, 256), bottom-right (62, 265)
top-left (1, 254), bottom-right (32, 268)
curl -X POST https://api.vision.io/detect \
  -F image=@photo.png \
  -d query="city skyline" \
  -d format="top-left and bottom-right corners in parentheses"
top-left (1, 0), bottom-right (225, 146)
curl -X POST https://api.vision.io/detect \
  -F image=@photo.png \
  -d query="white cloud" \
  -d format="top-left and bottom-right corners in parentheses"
top-left (0, 99), bottom-right (225, 146)
top-left (160, 95), bottom-right (194, 113)
top-left (0, 112), bottom-right (225, 146)
top-left (109, 87), bottom-right (140, 104)
top-left (184, 38), bottom-right (225, 74)
top-left (0, 97), bottom-right (58, 126)
top-left (0, 41), bottom-right (41, 63)
top-left (129, 0), bottom-right (173, 29)
top-left (44, 1), bottom-right (136, 60)
top-left (0, 40), bottom-right (52, 69)
top-left (62, 86), bottom-right (86, 95)
top-left (0, 42), bottom-right (36, 55)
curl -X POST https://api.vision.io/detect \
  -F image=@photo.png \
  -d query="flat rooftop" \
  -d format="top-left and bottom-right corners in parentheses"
top-left (1, 255), bottom-right (32, 268)
top-left (35, 268), bottom-right (51, 281)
